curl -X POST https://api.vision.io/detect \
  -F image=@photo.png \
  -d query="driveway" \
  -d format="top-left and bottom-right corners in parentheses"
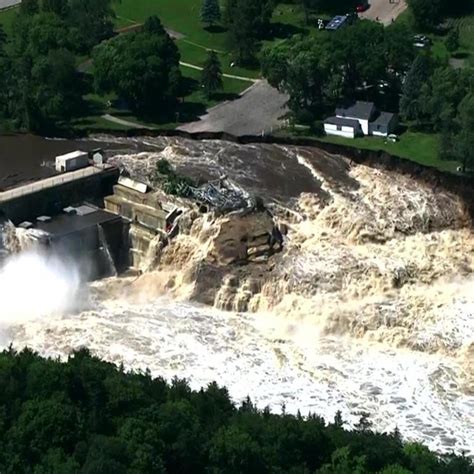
top-left (359, 0), bottom-right (407, 26)
top-left (177, 80), bottom-right (289, 136)
top-left (0, 0), bottom-right (20, 9)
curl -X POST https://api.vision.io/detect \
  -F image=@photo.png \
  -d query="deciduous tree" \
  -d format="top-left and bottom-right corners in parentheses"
top-left (93, 16), bottom-right (181, 112)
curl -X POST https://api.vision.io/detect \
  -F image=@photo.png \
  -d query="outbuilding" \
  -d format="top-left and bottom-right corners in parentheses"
top-left (369, 112), bottom-right (399, 137)
top-left (55, 150), bottom-right (89, 173)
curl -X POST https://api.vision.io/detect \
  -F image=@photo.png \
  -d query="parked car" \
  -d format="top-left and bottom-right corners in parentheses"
top-left (413, 34), bottom-right (432, 48)
top-left (387, 134), bottom-right (399, 143)
top-left (356, 2), bottom-right (369, 12)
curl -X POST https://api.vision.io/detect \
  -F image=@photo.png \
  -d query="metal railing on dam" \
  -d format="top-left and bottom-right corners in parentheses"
top-left (0, 165), bottom-right (114, 204)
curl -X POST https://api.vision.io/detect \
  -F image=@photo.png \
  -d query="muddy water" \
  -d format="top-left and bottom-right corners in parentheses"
top-left (0, 134), bottom-right (159, 191)
top-left (1, 135), bottom-right (474, 455)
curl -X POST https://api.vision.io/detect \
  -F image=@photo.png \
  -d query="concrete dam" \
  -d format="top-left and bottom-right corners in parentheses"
top-left (0, 148), bottom-right (168, 279)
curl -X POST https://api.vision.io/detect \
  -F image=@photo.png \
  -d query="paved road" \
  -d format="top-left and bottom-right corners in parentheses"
top-left (177, 80), bottom-right (289, 136)
top-left (360, 0), bottom-right (407, 26)
top-left (0, 0), bottom-right (20, 9)
top-left (180, 62), bottom-right (258, 82)
top-left (101, 114), bottom-right (153, 129)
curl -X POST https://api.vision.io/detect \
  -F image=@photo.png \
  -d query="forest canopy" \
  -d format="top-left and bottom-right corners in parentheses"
top-left (0, 348), bottom-right (472, 473)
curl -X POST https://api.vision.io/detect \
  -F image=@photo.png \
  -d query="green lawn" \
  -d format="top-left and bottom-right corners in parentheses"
top-left (278, 127), bottom-right (459, 172)
top-left (0, 6), bottom-right (18, 33)
top-left (396, 7), bottom-right (474, 66)
top-left (445, 15), bottom-right (474, 65)
top-left (74, 65), bottom-right (249, 132)
top-left (319, 132), bottom-right (460, 172)
top-left (176, 40), bottom-right (260, 78)
top-left (115, 0), bottom-right (226, 46)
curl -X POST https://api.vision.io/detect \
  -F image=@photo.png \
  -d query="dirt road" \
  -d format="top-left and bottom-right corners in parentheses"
top-left (177, 80), bottom-right (289, 136)
top-left (360, 0), bottom-right (407, 26)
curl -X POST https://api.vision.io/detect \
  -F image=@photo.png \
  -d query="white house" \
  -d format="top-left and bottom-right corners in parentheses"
top-left (323, 117), bottom-right (362, 139)
top-left (324, 101), bottom-right (398, 139)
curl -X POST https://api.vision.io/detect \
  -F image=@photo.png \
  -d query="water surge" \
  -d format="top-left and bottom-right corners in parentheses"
top-left (1, 137), bottom-right (473, 455)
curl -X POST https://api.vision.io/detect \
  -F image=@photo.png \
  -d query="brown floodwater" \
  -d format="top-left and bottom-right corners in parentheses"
top-left (0, 134), bottom-right (148, 191)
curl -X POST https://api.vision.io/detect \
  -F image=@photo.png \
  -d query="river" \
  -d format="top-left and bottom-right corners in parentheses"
top-left (0, 134), bottom-right (473, 455)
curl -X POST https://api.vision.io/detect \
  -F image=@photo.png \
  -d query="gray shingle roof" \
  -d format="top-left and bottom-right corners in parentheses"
top-left (336, 101), bottom-right (376, 121)
top-left (371, 111), bottom-right (396, 127)
top-left (325, 116), bottom-right (361, 128)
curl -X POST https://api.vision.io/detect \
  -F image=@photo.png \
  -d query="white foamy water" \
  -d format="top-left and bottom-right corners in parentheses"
top-left (0, 252), bottom-right (80, 331)
top-left (1, 136), bottom-right (473, 457)
top-left (6, 288), bottom-right (474, 456)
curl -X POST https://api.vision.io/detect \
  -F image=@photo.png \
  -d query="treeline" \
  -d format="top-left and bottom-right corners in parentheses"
top-left (262, 20), bottom-right (415, 121)
top-left (0, 348), bottom-right (472, 473)
top-left (407, 0), bottom-right (473, 30)
top-left (0, 0), bottom-right (117, 132)
top-left (400, 56), bottom-right (474, 170)
top-left (92, 16), bottom-right (181, 114)
top-left (0, 0), bottom-right (182, 132)
top-left (261, 16), bottom-right (474, 170)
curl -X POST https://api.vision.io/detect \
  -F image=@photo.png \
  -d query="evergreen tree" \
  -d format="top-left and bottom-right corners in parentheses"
top-left (200, 50), bottom-right (223, 98)
top-left (399, 55), bottom-right (432, 122)
top-left (0, 24), bottom-right (6, 56)
top-left (445, 27), bottom-right (460, 52)
top-left (407, 0), bottom-right (443, 30)
top-left (225, 0), bottom-right (275, 65)
top-left (200, 0), bottom-right (221, 27)
top-left (455, 94), bottom-right (474, 172)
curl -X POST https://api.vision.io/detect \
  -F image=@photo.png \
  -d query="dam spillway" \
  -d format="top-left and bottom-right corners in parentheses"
top-left (0, 134), bottom-right (473, 456)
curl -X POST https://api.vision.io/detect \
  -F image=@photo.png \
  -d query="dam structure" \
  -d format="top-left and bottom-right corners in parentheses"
top-left (0, 149), bottom-right (128, 278)
top-left (0, 145), bottom-right (180, 277)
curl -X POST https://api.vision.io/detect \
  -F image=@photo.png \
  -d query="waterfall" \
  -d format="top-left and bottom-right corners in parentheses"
top-left (0, 218), bottom-right (50, 258)
top-left (97, 224), bottom-right (117, 277)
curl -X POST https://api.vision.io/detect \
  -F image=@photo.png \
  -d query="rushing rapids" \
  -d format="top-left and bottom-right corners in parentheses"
top-left (1, 136), bottom-right (473, 455)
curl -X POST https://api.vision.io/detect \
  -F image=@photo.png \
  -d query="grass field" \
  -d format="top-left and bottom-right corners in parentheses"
top-left (278, 126), bottom-right (459, 173)
top-left (396, 7), bottom-right (474, 65)
top-left (319, 132), bottom-right (460, 173)
top-left (445, 15), bottom-right (474, 65)
top-left (0, 6), bottom-right (17, 33)
top-left (114, 0), bottom-right (317, 78)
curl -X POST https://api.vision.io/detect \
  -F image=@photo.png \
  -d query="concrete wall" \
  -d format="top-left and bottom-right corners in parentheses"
top-left (0, 167), bottom-right (119, 225)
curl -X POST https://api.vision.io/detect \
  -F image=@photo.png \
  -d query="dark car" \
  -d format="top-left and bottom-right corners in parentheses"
top-left (356, 2), bottom-right (369, 12)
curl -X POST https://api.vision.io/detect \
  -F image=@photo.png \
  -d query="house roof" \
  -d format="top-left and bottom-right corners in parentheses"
top-left (336, 101), bottom-right (376, 121)
top-left (371, 111), bottom-right (396, 127)
top-left (325, 116), bottom-right (361, 129)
